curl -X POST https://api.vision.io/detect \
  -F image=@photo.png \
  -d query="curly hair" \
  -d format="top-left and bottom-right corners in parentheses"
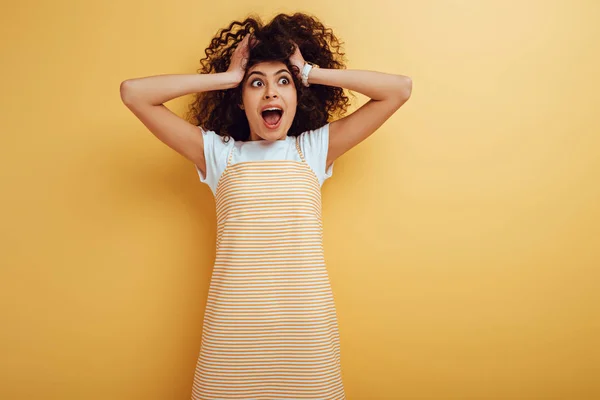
top-left (184, 12), bottom-right (353, 142)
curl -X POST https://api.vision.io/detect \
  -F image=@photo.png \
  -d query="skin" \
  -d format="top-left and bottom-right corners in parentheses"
top-left (122, 34), bottom-right (412, 180)
top-left (240, 61), bottom-right (298, 142)
top-left (224, 32), bottom-right (412, 167)
top-left (228, 34), bottom-right (307, 142)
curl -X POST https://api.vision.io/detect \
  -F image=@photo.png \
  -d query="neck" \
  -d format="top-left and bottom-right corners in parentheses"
top-left (249, 130), bottom-right (287, 141)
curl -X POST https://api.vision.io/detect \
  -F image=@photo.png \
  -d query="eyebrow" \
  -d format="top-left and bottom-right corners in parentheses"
top-left (247, 69), bottom-right (291, 79)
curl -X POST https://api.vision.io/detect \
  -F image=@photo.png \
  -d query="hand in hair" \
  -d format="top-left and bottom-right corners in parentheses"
top-left (226, 33), bottom-right (259, 83)
top-left (288, 41), bottom-right (307, 80)
top-left (188, 12), bottom-right (350, 141)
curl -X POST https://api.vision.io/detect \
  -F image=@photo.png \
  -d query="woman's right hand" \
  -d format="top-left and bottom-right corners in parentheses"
top-left (227, 34), bottom-right (256, 85)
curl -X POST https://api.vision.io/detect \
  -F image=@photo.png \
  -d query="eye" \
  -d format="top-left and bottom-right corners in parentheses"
top-left (250, 77), bottom-right (291, 87)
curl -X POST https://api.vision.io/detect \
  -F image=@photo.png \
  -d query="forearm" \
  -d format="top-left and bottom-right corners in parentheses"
top-left (120, 72), bottom-right (240, 106)
top-left (307, 68), bottom-right (411, 101)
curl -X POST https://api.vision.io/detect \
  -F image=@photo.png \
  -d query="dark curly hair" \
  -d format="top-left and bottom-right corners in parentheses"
top-left (184, 12), bottom-right (353, 142)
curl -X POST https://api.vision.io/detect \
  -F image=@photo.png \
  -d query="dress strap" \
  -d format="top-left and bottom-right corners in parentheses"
top-left (226, 143), bottom-right (235, 167)
top-left (295, 135), bottom-right (307, 163)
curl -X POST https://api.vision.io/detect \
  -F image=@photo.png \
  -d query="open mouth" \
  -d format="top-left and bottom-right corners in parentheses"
top-left (261, 109), bottom-right (283, 128)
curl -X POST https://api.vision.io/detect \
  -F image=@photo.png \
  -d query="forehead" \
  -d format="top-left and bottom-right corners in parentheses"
top-left (247, 61), bottom-right (290, 75)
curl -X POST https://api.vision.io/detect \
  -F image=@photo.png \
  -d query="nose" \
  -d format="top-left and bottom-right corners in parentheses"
top-left (264, 85), bottom-right (279, 100)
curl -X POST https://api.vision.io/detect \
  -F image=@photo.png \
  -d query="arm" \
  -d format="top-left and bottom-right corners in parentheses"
top-left (308, 67), bottom-right (412, 170)
top-left (120, 72), bottom-right (240, 106)
top-left (119, 72), bottom-right (240, 174)
top-left (120, 33), bottom-right (252, 176)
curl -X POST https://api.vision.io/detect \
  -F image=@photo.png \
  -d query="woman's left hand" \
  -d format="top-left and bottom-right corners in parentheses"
top-left (289, 41), bottom-right (306, 79)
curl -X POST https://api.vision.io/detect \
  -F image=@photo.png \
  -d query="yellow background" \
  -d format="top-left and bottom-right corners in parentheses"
top-left (2, 0), bottom-right (599, 399)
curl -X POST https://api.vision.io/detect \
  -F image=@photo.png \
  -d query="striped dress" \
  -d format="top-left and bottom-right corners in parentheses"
top-left (191, 135), bottom-right (345, 399)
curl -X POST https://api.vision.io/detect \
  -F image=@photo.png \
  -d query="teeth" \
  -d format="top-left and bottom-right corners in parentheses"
top-left (264, 107), bottom-right (282, 112)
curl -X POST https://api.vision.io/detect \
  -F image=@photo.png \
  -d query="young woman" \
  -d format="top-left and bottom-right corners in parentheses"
top-left (121, 12), bottom-right (411, 399)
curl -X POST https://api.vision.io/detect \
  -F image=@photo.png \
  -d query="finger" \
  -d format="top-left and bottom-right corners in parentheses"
top-left (250, 34), bottom-right (259, 48)
top-left (235, 35), bottom-right (249, 55)
top-left (238, 34), bottom-right (248, 48)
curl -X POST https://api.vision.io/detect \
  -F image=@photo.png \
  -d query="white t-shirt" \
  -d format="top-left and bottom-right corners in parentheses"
top-left (195, 123), bottom-right (334, 196)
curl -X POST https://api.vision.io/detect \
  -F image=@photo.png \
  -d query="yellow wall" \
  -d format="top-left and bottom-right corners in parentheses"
top-left (2, 1), bottom-right (599, 399)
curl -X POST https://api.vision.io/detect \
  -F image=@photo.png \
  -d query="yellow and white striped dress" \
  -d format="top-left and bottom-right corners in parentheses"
top-left (191, 135), bottom-right (345, 399)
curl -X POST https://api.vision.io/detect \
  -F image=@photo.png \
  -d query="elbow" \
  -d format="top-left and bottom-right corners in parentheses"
top-left (399, 76), bottom-right (412, 99)
top-left (120, 80), bottom-right (136, 105)
top-left (389, 76), bottom-right (411, 105)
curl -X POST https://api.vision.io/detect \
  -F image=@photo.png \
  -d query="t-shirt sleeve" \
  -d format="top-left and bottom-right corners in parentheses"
top-left (194, 126), bottom-right (232, 196)
top-left (298, 122), bottom-right (334, 186)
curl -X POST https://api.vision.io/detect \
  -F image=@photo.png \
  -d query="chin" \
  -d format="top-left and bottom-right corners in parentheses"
top-left (262, 132), bottom-right (287, 141)
top-left (256, 121), bottom-right (289, 140)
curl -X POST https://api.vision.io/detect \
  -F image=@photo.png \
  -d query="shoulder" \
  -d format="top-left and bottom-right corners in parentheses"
top-left (297, 123), bottom-right (330, 147)
top-left (297, 123), bottom-right (333, 186)
top-left (199, 126), bottom-right (233, 148)
top-left (194, 126), bottom-right (234, 196)
top-left (297, 123), bottom-right (330, 163)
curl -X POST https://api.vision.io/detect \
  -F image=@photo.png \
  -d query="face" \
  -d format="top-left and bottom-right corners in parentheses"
top-left (240, 61), bottom-right (297, 141)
